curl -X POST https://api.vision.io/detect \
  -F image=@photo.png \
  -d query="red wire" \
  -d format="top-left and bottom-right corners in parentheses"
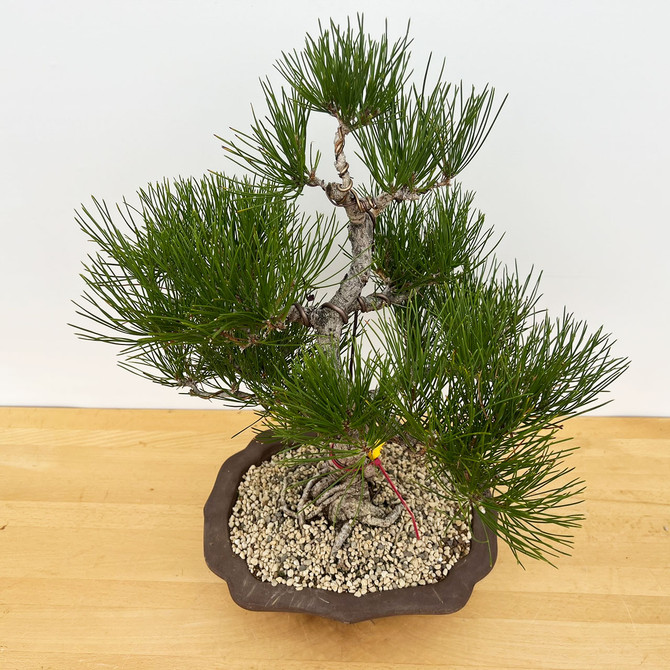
top-left (328, 444), bottom-right (420, 540)
top-left (329, 443), bottom-right (347, 470)
top-left (373, 457), bottom-right (421, 540)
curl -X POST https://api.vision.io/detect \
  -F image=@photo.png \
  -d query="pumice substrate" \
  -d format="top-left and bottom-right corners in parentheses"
top-left (229, 442), bottom-right (472, 597)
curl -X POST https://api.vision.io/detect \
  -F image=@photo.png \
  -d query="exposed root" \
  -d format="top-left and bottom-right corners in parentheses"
top-left (280, 462), bottom-right (403, 556)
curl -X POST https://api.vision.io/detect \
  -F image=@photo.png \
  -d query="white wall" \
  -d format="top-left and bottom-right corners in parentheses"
top-left (1, 0), bottom-right (668, 416)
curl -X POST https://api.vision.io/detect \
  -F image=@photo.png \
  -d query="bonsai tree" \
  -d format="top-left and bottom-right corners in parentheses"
top-left (74, 17), bottom-right (628, 565)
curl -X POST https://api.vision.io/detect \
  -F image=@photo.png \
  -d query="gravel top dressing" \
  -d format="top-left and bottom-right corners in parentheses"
top-left (229, 442), bottom-right (472, 597)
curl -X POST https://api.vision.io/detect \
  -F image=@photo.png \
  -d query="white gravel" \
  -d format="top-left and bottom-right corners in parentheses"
top-left (229, 441), bottom-right (472, 597)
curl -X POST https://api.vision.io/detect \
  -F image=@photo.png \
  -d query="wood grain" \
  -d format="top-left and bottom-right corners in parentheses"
top-left (0, 408), bottom-right (668, 669)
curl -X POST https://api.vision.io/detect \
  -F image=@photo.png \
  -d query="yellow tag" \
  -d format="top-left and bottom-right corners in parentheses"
top-left (368, 442), bottom-right (385, 461)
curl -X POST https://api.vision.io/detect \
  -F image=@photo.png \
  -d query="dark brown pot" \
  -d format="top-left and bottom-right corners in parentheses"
top-left (204, 433), bottom-right (497, 623)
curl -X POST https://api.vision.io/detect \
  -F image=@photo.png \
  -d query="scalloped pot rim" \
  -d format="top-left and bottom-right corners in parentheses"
top-left (203, 432), bottom-right (497, 624)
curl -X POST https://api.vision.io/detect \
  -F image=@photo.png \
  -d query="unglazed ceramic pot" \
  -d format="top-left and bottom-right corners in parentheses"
top-left (204, 433), bottom-right (497, 623)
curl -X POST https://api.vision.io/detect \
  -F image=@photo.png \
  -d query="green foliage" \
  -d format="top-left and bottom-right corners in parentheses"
top-left (259, 343), bottom-right (400, 455)
top-left (221, 80), bottom-right (318, 195)
top-left (429, 425), bottom-right (585, 565)
top-left (74, 173), bottom-right (337, 400)
top-left (354, 67), bottom-right (505, 193)
top-left (369, 267), bottom-right (629, 562)
top-left (353, 82), bottom-right (445, 193)
top-left (372, 185), bottom-right (496, 293)
top-left (226, 18), bottom-right (502, 199)
top-left (274, 15), bottom-right (411, 129)
top-left (189, 326), bottom-right (314, 406)
top-left (435, 83), bottom-right (505, 179)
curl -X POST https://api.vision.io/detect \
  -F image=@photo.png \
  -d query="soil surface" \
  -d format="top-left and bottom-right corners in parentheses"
top-left (229, 442), bottom-right (472, 597)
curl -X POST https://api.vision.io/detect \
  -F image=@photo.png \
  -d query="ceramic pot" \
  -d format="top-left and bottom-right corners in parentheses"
top-left (204, 433), bottom-right (497, 623)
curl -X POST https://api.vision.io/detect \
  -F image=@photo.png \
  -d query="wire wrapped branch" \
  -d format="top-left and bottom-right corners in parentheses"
top-left (355, 291), bottom-right (409, 313)
top-left (322, 301), bottom-right (349, 324)
top-left (288, 302), bottom-right (312, 327)
top-left (283, 290), bottom-right (408, 331)
top-left (310, 170), bottom-right (450, 220)
top-left (285, 300), bottom-right (359, 329)
top-left (310, 119), bottom-right (369, 227)
top-left (358, 178), bottom-right (452, 216)
top-left (334, 121), bottom-right (353, 194)
top-left (182, 379), bottom-right (256, 403)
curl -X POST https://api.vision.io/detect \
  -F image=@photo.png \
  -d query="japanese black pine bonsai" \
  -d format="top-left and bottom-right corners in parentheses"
top-left (73, 17), bottom-right (628, 565)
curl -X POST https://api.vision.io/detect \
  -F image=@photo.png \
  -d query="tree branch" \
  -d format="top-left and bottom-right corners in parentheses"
top-left (361, 177), bottom-right (452, 216)
top-left (356, 290), bottom-right (409, 313)
top-left (182, 380), bottom-right (256, 404)
top-left (334, 120), bottom-right (354, 194)
top-left (283, 289), bottom-right (408, 329)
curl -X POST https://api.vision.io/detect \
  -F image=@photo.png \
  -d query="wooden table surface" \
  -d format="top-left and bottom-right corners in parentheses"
top-left (0, 408), bottom-right (668, 669)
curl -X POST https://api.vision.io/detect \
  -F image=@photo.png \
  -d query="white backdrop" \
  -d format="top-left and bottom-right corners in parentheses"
top-left (1, 0), bottom-right (668, 416)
